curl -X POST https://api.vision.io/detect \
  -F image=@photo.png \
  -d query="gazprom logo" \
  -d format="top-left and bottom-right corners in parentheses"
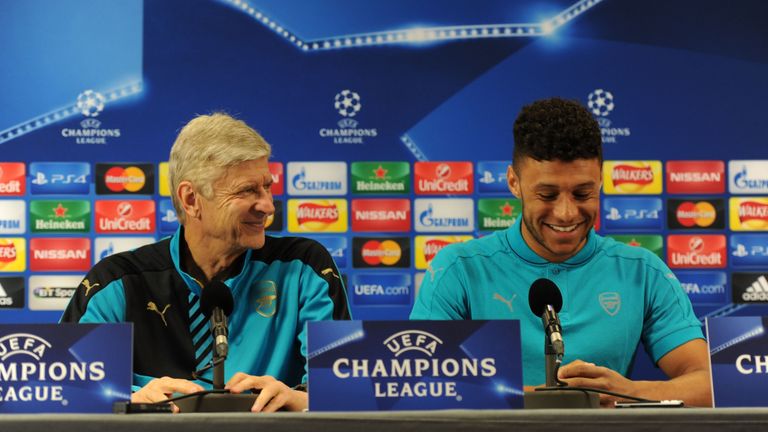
top-left (414, 199), bottom-right (474, 233)
top-left (287, 162), bottom-right (347, 196)
top-left (0, 333), bottom-right (51, 361)
top-left (383, 330), bottom-right (443, 357)
top-left (729, 161), bottom-right (768, 194)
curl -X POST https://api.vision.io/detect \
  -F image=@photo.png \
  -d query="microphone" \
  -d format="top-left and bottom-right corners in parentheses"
top-left (200, 281), bottom-right (234, 359)
top-left (528, 278), bottom-right (564, 357)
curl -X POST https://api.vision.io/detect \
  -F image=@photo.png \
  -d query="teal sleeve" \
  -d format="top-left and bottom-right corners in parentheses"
top-left (410, 247), bottom-right (469, 320)
top-left (77, 279), bottom-right (126, 323)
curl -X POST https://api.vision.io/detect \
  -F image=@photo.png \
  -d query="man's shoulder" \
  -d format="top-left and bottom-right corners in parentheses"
top-left (595, 234), bottom-right (670, 272)
top-left (431, 231), bottom-right (509, 267)
top-left (253, 235), bottom-right (334, 270)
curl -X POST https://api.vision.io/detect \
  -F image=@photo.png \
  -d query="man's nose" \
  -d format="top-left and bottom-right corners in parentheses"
top-left (553, 197), bottom-right (578, 220)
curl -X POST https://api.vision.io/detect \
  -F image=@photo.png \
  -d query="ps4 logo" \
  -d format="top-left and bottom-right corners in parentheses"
top-left (605, 207), bottom-right (660, 221)
top-left (602, 198), bottom-right (663, 231)
top-left (478, 170), bottom-right (506, 185)
top-left (31, 172), bottom-right (88, 185)
top-left (161, 210), bottom-right (178, 223)
top-left (731, 235), bottom-right (768, 267)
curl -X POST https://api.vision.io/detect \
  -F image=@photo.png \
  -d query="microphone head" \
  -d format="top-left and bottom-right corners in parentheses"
top-left (528, 278), bottom-right (563, 316)
top-left (200, 280), bottom-right (234, 317)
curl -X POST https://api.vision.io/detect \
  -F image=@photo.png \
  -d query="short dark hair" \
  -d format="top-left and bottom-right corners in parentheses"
top-left (512, 97), bottom-right (602, 171)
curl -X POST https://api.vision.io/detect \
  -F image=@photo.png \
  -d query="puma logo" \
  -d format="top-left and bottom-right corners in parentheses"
top-left (147, 301), bottom-right (171, 327)
top-left (321, 268), bottom-right (340, 279)
top-left (493, 293), bottom-right (517, 313)
top-left (81, 279), bottom-right (100, 297)
top-left (426, 266), bottom-right (445, 282)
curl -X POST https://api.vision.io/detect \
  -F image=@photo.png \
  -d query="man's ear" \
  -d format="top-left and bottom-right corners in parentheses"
top-left (507, 165), bottom-right (521, 198)
top-left (178, 181), bottom-right (200, 220)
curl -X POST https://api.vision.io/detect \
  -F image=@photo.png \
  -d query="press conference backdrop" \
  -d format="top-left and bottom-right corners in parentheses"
top-left (1, 0), bottom-right (767, 381)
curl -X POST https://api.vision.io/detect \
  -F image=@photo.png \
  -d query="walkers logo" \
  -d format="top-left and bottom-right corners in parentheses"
top-left (477, 199), bottom-right (520, 231)
top-left (349, 273), bottom-right (411, 306)
top-left (313, 237), bottom-right (348, 268)
top-left (95, 163), bottom-right (154, 195)
top-left (0, 277), bottom-right (24, 309)
top-left (0, 239), bottom-right (25, 272)
top-left (287, 199), bottom-right (348, 233)
top-left (265, 200), bottom-right (283, 232)
top-left (94, 200), bottom-right (155, 234)
top-left (30, 200), bottom-right (90, 233)
top-left (351, 199), bottom-right (410, 232)
top-left (287, 162), bottom-right (347, 196)
top-left (269, 162), bottom-right (284, 196)
top-left (157, 199), bottom-right (179, 234)
top-left (353, 237), bottom-right (410, 268)
top-left (158, 162), bottom-right (170, 196)
top-left (729, 161), bottom-right (768, 194)
top-left (414, 199), bottom-right (474, 232)
top-left (602, 198), bottom-right (662, 231)
top-left (606, 235), bottom-right (663, 258)
top-left (414, 162), bottom-right (473, 195)
top-left (476, 161), bottom-right (510, 194)
top-left (677, 272), bottom-right (727, 305)
top-left (351, 162), bottom-right (409, 194)
top-left (586, 89), bottom-right (631, 144)
top-left (29, 162), bottom-right (90, 195)
top-left (731, 234), bottom-right (768, 267)
top-left (0, 163), bottom-right (25, 196)
top-left (730, 198), bottom-right (768, 231)
top-left (28, 275), bottom-right (83, 311)
top-left (667, 235), bottom-right (726, 269)
top-left (319, 89), bottom-right (378, 144)
top-left (666, 161), bottom-right (725, 194)
top-left (0, 201), bottom-right (25, 234)
top-left (603, 161), bottom-right (662, 194)
top-left (732, 273), bottom-right (768, 303)
top-left (94, 237), bottom-right (155, 264)
top-left (61, 89), bottom-right (123, 145)
top-left (414, 235), bottom-right (473, 269)
top-left (29, 238), bottom-right (91, 272)
top-left (667, 198), bottom-right (724, 230)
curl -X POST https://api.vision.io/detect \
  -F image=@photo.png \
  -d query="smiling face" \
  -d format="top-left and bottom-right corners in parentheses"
top-left (198, 157), bottom-right (275, 251)
top-left (508, 157), bottom-right (602, 263)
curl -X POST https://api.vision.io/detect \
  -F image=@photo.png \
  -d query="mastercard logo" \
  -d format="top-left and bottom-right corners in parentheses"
top-left (675, 201), bottom-right (717, 228)
top-left (104, 166), bottom-right (146, 192)
top-left (361, 240), bottom-right (402, 266)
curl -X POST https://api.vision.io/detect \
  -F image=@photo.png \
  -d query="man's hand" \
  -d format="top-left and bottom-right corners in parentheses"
top-left (226, 372), bottom-right (307, 412)
top-left (557, 360), bottom-right (634, 407)
top-left (131, 377), bottom-right (205, 412)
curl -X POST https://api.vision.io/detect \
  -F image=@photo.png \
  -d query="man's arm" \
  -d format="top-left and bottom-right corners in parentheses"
top-left (557, 338), bottom-right (712, 407)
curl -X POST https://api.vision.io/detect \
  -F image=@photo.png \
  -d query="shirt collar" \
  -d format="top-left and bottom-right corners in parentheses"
top-left (504, 216), bottom-right (598, 266)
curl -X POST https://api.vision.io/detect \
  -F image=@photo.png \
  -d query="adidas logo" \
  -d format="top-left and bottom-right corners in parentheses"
top-left (0, 281), bottom-right (13, 306)
top-left (741, 275), bottom-right (768, 302)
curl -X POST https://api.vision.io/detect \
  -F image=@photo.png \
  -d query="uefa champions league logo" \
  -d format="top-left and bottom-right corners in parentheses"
top-left (587, 89), bottom-right (614, 117)
top-left (334, 90), bottom-right (362, 117)
top-left (76, 90), bottom-right (106, 117)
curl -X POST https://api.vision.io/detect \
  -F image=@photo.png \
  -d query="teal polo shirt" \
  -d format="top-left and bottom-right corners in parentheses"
top-left (410, 218), bottom-right (703, 386)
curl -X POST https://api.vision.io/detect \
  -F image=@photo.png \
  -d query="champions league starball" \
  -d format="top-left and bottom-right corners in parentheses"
top-left (587, 89), bottom-right (614, 117)
top-left (334, 90), bottom-right (362, 117)
top-left (76, 90), bottom-right (106, 117)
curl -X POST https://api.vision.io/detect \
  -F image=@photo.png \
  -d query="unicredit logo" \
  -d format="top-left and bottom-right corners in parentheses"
top-left (297, 203), bottom-right (339, 224)
top-left (95, 200), bottom-right (155, 233)
top-left (612, 165), bottom-right (653, 185)
top-left (0, 163), bottom-right (25, 195)
top-left (415, 162), bottom-right (473, 195)
top-left (667, 235), bottom-right (726, 269)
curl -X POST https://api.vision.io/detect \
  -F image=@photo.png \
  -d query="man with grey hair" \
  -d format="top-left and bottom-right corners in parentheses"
top-left (62, 113), bottom-right (350, 412)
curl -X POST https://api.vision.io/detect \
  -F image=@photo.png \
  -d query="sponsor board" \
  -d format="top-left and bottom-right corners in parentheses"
top-left (95, 163), bottom-right (154, 195)
top-left (414, 236), bottom-right (473, 269)
top-left (667, 198), bottom-right (725, 230)
top-left (157, 199), bottom-right (179, 234)
top-left (414, 272), bottom-right (425, 297)
top-left (675, 271), bottom-right (728, 305)
top-left (606, 235), bottom-right (663, 258)
top-left (665, 161), bottom-right (725, 194)
top-left (94, 237), bottom-right (155, 264)
top-left (0, 238), bottom-right (26, 272)
top-left (0, 163), bottom-right (25, 196)
top-left (313, 236), bottom-right (348, 268)
top-left (349, 273), bottom-right (412, 306)
top-left (94, 200), bottom-right (156, 234)
top-left (729, 197), bottom-right (768, 231)
top-left (287, 199), bottom-right (348, 233)
top-left (0, 201), bottom-right (26, 234)
top-left (29, 238), bottom-right (91, 272)
top-left (477, 199), bottom-right (520, 231)
top-left (353, 237), bottom-right (410, 268)
top-left (667, 235), bottom-right (726, 269)
top-left (265, 200), bottom-right (283, 232)
top-left (732, 273), bottom-right (768, 303)
top-left (29, 162), bottom-right (90, 195)
top-left (603, 161), bottom-right (662, 194)
top-left (29, 200), bottom-right (90, 233)
top-left (602, 198), bottom-right (662, 231)
top-left (269, 162), bottom-right (284, 196)
top-left (351, 199), bottom-right (410, 232)
top-left (351, 162), bottom-right (409, 194)
top-left (0, 277), bottom-right (24, 309)
top-left (414, 162), bottom-right (473, 195)
top-left (476, 161), bottom-right (510, 194)
top-left (414, 199), bottom-right (474, 233)
top-left (730, 234), bottom-right (768, 267)
top-left (287, 162), bottom-right (347, 196)
top-left (158, 162), bottom-right (170, 196)
top-left (28, 275), bottom-right (83, 311)
top-left (729, 160), bottom-right (768, 194)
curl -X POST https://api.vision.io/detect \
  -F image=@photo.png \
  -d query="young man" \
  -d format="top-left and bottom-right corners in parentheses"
top-left (62, 113), bottom-right (350, 412)
top-left (410, 98), bottom-right (711, 407)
